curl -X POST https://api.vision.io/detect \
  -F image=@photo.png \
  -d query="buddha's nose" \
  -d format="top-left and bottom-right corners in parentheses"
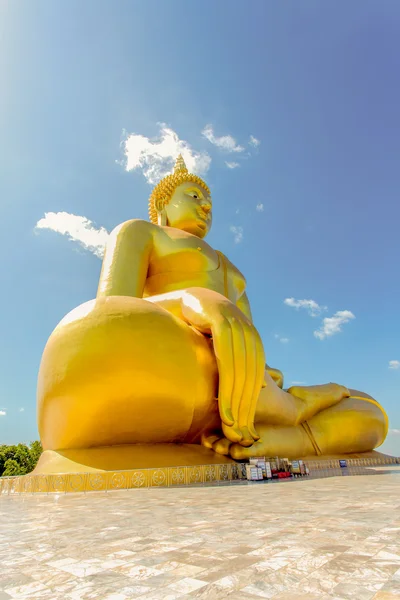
top-left (201, 203), bottom-right (211, 214)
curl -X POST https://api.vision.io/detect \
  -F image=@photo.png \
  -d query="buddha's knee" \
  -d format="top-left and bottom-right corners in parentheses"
top-left (37, 297), bottom-right (217, 450)
top-left (307, 397), bottom-right (388, 455)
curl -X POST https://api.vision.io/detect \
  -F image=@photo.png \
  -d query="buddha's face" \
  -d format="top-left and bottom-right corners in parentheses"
top-left (165, 182), bottom-right (212, 238)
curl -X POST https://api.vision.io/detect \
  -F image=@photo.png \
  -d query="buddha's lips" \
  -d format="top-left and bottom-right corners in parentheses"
top-left (197, 209), bottom-right (210, 222)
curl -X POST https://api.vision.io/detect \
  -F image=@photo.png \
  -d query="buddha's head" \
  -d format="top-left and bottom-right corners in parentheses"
top-left (148, 155), bottom-right (212, 238)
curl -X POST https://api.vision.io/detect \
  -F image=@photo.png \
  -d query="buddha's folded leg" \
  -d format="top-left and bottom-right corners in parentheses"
top-left (248, 372), bottom-right (350, 427)
top-left (38, 296), bottom-right (219, 451)
top-left (300, 392), bottom-right (388, 456)
top-left (227, 392), bottom-right (388, 459)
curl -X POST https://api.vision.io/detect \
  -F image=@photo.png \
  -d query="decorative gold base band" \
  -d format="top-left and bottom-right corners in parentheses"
top-left (0, 463), bottom-right (243, 495)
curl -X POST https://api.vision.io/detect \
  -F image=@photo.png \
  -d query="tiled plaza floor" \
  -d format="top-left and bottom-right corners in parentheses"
top-left (1, 471), bottom-right (400, 600)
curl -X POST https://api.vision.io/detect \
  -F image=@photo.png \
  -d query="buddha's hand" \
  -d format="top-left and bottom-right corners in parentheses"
top-left (181, 287), bottom-right (265, 447)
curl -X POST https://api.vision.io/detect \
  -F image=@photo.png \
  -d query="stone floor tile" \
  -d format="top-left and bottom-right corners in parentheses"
top-left (115, 584), bottom-right (153, 596)
top-left (351, 561), bottom-right (400, 583)
top-left (333, 582), bottom-right (383, 600)
top-left (376, 551), bottom-right (400, 563)
top-left (55, 561), bottom-right (104, 578)
top-left (272, 594), bottom-right (329, 600)
top-left (185, 582), bottom-right (235, 599)
top-left (3, 581), bottom-right (48, 598)
top-left (375, 580), bottom-right (400, 596)
top-left (168, 577), bottom-right (208, 594)
top-left (295, 573), bottom-right (337, 595)
top-left (224, 593), bottom-right (273, 600)
top-left (0, 574), bottom-right (34, 591)
top-left (320, 553), bottom-right (371, 577)
top-left (240, 582), bottom-right (277, 599)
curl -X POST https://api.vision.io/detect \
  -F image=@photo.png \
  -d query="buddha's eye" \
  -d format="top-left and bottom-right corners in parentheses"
top-left (186, 188), bottom-right (202, 200)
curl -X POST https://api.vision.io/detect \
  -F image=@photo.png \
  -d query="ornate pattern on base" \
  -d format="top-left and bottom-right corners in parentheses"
top-left (0, 463), bottom-right (244, 495)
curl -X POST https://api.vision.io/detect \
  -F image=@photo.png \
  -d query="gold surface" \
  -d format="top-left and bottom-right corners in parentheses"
top-left (35, 155), bottom-right (389, 474)
top-left (35, 444), bottom-right (235, 474)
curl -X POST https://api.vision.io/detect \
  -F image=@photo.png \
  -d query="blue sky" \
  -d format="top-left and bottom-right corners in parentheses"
top-left (1, 1), bottom-right (399, 455)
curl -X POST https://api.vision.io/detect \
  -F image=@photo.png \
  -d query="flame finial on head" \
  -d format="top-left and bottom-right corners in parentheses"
top-left (148, 155), bottom-right (211, 224)
top-left (174, 154), bottom-right (188, 174)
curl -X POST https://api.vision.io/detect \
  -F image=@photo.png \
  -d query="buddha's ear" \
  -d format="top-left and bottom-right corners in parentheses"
top-left (155, 197), bottom-right (167, 226)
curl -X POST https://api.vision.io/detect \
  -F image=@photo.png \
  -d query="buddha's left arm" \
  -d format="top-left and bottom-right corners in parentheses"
top-left (236, 292), bottom-right (253, 322)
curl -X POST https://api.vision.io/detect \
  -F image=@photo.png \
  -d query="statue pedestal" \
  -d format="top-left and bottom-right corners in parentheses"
top-left (34, 443), bottom-right (235, 475)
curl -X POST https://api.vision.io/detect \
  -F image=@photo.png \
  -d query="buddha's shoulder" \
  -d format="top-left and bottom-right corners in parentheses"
top-left (110, 219), bottom-right (158, 238)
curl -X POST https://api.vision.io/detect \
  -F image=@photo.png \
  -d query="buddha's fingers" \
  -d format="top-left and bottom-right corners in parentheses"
top-left (201, 433), bottom-right (222, 449)
top-left (212, 436), bottom-right (233, 456)
top-left (237, 322), bottom-right (258, 444)
top-left (213, 318), bottom-right (236, 430)
top-left (247, 331), bottom-right (264, 442)
top-left (229, 318), bottom-right (246, 437)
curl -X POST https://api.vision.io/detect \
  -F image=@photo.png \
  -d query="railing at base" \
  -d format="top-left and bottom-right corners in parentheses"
top-left (306, 456), bottom-right (399, 470)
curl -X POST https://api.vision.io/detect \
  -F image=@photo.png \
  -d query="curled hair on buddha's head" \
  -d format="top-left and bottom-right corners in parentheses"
top-left (148, 155), bottom-right (211, 224)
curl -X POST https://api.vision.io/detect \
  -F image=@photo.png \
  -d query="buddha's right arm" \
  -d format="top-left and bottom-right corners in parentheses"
top-left (97, 220), bottom-right (153, 298)
top-left (148, 287), bottom-right (264, 447)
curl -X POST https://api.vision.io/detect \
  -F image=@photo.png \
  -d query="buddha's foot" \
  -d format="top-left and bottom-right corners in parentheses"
top-left (287, 383), bottom-right (350, 423)
top-left (202, 424), bottom-right (316, 460)
top-left (265, 364), bottom-right (284, 389)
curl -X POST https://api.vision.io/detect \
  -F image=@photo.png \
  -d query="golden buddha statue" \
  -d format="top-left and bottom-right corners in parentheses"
top-left (35, 156), bottom-right (388, 474)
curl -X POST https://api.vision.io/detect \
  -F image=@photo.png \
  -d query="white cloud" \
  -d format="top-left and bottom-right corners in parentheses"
top-left (19, 408), bottom-right (25, 413)
top-left (0, 410), bottom-right (6, 416)
top-left (389, 429), bottom-right (400, 435)
top-left (274, 334), bottom-right (289, 344)
top-left (249, 135), bottom-right (261, 147)
top-left (284, 297), bottom-right (327, 317)
top-left (314, 310), bottom-right (355, 340)
top-left (35, 212), bottom-right (109, 259)
top-left (123, 124), bottom-right (211, 185)
top-left (230, 225), bottom-right (243, 244)
top-left (225, 161), bottom-right (240, 169)
top-left (389, 360), bottom-right (400, 370)
top-left (202, 124), bottom-right (244, 153)
top-left (290, 381), bottom-right (307, 386)
top-left (256, 203), bottom-right (264, 212)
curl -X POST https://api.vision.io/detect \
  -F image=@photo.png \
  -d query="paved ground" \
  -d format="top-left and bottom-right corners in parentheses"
top-left (1, 470), bottom-right (400, 600)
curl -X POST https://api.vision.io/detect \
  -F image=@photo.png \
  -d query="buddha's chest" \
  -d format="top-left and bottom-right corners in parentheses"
top-left (149, 228), bottom-right (219, 275)
top-left (144, 228), bottom-right (245, 301)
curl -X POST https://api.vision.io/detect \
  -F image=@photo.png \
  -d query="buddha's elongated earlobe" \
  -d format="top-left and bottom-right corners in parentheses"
top-left (155, 197), bottom-right (167, 226)
top-left (157, 208), bottom-right (167, 226)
